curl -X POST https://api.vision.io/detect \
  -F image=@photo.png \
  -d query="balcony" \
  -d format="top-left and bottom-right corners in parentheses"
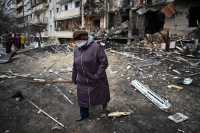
top-left (16, 1), bottom-right (23, 8)
top-left (55, 8), bottom-right (80, 21)
top-left (50, 31), bottom-right (74, 38)
top-left (30, 17), bottom-right (48, 25)
top-left (17, 12), bottom-right (23, 18)
top-left (32, 3), bottom-right (48, 14)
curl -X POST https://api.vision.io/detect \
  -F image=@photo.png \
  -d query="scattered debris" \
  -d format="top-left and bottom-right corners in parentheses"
top-left (126, 65), bottom-right (131, 70)
top-left (51, 124), bottom-right (63, 130)
top-left (4, 130), bottom-right (10, 133)
top-left (0, 52), bottom-right (15, 64)
top-left (168, 85), bottom-right (184, 91)
top-left (48, 69), bottom-right (54, 73)
top-left (33, 78), bottom-right (46, 82)
top-left (55, 86), bottom-right (74, 105)
top-left (108, 111), bottom-right (131, 118)
top-left (0, 75), bottom-right (16, 79)
top-left (0, 72), bottom-right (31, 79)
top-left (109, 49), bottom-right (144, 61)
top-left (172, 69), bottom-right (181, 75)
top-left (12, 91), bottom-right (65, 128)
top-left (11, 91), bottom-right (25, 101)
top-left (32, 79), bottom-right (73, 84)
top-left (44, 63), bottom-right (57, 72)
top-left (28, 100), bottom-right (65, 127)
top-left (177, 129), bottom-right (185, 133)
top-left (168, 113), bottom-right (189, 123)
top-left (183, 78), bottom-right (193, 85)
top-left (66, 67), bottom-right (73, 72)
top-left (131, 80), bottom-right (171, 110)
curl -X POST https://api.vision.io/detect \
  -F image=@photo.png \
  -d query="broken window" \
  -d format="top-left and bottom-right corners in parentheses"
top-left (75, 1), bottom-right (80, 8)
top-left (145, 10), bottom-right (165, 34)
top-left (50, 10), bottom-right (52, 18)
top-left (94, 19), bottom-right (100, 29)
top-left (188, 6), bottom-right (200, 27)
top-left (65, 5), bottom-right (68, 10)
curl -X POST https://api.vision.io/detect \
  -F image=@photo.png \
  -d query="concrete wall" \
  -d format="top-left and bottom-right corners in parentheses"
top-left (164, 1), bottom-right (200, 36)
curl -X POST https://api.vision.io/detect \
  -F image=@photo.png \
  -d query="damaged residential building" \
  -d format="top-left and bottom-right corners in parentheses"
top-left (83, 0), bottom-right (108, 33)
top-left (81, 0), bottom-right (174, 41)
top-left (9, 0), bottom-right (49, 38)
top-left (107, 0), bottom-right (174, 41)
top-left (2, 0), bottom-right (200, 45)
top-left (54, 0), bottom-right (81, 42)
top-left (29, 0), bottom-right (48, 37)
top-left (108, 0), bottom-right (200, 43)
top-left (15, 0), bottom-right (26, 30)
top-left (164, 0), bottom-right (200, 38)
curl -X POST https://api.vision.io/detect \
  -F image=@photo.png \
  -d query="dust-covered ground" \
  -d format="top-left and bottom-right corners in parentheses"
top-left (0, 45), bottom-right (200, 133)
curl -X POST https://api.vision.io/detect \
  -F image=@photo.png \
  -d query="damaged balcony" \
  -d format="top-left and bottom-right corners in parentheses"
top-left (16, 1), bottom-right (23, 8)
top-left (84, 0), bottom-right (106, 16)
top-left (55, 8), bottom-right (80, 21)
top-left (32, 3), bottom-right (48, 14)
top-left (30, 17), bottom-right (48, 25)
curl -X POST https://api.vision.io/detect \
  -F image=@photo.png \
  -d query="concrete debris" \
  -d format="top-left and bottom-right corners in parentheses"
top-left (4, 130), bottom-right (10, 133)
top-left (12, 91), bottom-right (65, 127)
top-left (183, 78), bottom-right (193, 85)
top-left (172, 69), bottom-right (181, 75)
top-left (167, 84), bottom-right (184, 91)
top-left (127, 77), bottom-right (131, 80)
top-left (0, 75), bottom-right (16, 79)
top-left (176, 56), bottom-right (200, 67)
top-left (126, 65), bottom-right (131, 70)
top-left (0, 72), bottom-right (31, 79)
top-left (108, 111), bottom-right (131, 118)
top-left (66, 67), bottom-right (73, 72)
top-left (110, 21), bottom-right (128, 36)
top-left (51, 124), bottom-right (63, 130)
top-left (110, 49), bottom-right (144, 61)
top-left (177, 129), bottom-right (185, 133)
top-left (131, 80), bottom-right (171, 111)
top-left (32, 79), bottom-right (73, 84)
top-left (168, 113), bottom-right (189, 123)
top-left (33, 78), bottom-right (46, 82)
top-left (175, 39), bottom-right (200, 58)
top-left (48, 69), bottom-right (54, 73)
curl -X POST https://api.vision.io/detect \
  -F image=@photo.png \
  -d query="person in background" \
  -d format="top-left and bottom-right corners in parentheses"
top-left (20, 33), bottom-right (26, 49)
top-left (72, 30), bottom-right (110, 121)
top-left (5, 31), bottom-right (11, 53)
top-left (14, 33), bottom-right (20, 49)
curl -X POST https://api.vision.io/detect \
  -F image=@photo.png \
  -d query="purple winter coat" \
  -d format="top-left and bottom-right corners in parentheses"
top-left (15, 35), bottom-right (20, 49)
top-left (72, 42), bottom-right (110, 108)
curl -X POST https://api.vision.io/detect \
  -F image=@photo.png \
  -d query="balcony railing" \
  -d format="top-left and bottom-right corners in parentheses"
top-left (30, 17), bottom-right (48, 25)
top-left (16, 1), bottom-right (23, 8)
top-left (32, 3), bottom-right (48, 14)
top-left (55, 8), bottom-right (80, 20)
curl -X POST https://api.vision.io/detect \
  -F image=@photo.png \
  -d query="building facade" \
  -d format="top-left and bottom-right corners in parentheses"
top-left (54, 0), bottom-right (81, 39)
top-left (3, 0), bottom-right (199, 43)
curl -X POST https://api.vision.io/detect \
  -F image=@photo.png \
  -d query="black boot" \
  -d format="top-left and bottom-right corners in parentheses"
top-left (76, 107), bottom-right (89, 121)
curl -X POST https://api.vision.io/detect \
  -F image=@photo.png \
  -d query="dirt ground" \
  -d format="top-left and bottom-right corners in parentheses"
top-left (0, 45), bottom-right (200, 133)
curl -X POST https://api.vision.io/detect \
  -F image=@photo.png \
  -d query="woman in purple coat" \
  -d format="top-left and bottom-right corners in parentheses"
top-left (72, 31), bottom-right (110, 121)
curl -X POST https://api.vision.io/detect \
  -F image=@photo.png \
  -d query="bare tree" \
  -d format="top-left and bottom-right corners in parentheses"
top-left (0, 0), bottom-right (17, 34)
